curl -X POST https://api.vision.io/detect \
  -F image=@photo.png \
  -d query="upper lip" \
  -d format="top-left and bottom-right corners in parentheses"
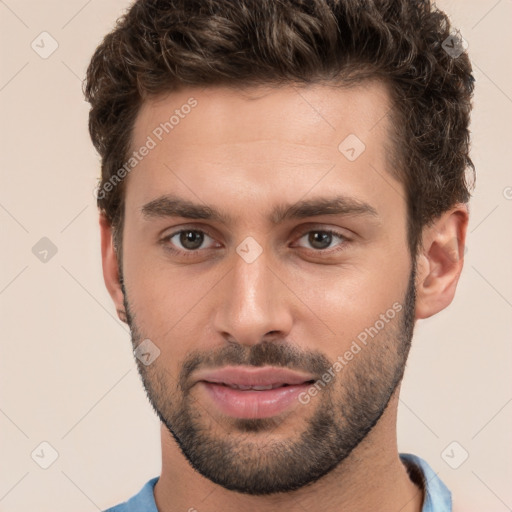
top-left (194, 366), bottom-right (316, 387)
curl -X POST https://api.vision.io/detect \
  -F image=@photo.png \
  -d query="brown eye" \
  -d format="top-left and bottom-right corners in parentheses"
top-left (307, 231), bottom-right (334, 250)
top-left (163, 229), bottom-right (217, 253)
top-left (296, 229), bottom-right (346, 251)
top-left (179, 230), bottom-right (205, 250)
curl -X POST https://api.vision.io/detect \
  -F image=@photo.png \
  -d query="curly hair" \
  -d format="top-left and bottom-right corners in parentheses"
top-left (84, 0), bottom-right (474, 258)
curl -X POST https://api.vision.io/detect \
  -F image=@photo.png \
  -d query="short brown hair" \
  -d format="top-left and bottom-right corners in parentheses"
top-left (84, 0), bottom-right (474, 260)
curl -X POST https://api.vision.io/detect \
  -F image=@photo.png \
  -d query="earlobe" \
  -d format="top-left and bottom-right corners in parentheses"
top-left (414, 206), bottom-right (469, 320)
top-left (99, 214), bottom-right (127, 323)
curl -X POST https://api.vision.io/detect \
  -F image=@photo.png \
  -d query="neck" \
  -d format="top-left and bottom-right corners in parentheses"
top-left (154, 387), bottom-right (424, 512)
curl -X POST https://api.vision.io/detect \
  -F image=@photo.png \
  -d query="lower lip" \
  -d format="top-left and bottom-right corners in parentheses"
top-left (199, 381), bottom-right (311, 419)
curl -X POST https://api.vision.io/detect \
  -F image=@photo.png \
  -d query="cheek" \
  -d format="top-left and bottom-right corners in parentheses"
top-left (123, 254), bottom-right (224, 356)
top-left (291, 262), bottom-right (407, 348)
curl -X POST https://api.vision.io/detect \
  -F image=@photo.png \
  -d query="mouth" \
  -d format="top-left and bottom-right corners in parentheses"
top-left (194, 365), bottom-right (317, 388)
top-left (199, 381), bottom-right (316, 419)
top-left (193, 366), bottom-right (318, 419)
top-left (203, 381), bottom-right (316, 391)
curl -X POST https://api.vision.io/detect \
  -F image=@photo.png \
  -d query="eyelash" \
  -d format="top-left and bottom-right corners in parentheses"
top-left (160, 227), bottom-right (349, 259)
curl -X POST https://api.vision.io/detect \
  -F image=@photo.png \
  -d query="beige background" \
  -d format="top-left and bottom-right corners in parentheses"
top-left (0, 0), bottom-right (511, 510)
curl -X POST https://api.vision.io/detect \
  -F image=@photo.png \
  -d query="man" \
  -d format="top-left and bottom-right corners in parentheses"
top-left (84, 0), bottom-right (474, 510)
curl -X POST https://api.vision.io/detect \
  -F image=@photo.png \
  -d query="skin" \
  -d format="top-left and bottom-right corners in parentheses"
top-left (100, 81), bottom-right (468, 512)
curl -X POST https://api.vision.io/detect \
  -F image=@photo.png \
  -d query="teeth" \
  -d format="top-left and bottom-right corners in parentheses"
top-left (226, 383), bottom-right (285, 390)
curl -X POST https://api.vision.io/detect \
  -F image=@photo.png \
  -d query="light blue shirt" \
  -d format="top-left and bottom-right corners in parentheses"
top-left (104, 452), bottom-right (451, 511)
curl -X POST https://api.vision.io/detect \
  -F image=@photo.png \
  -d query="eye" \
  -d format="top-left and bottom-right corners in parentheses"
top-left (294, 229), bottom-right (347, 252)
top-left (160, 226), bottom-right (349, 259)
top-left (163, 229), bottom-right (218, 253)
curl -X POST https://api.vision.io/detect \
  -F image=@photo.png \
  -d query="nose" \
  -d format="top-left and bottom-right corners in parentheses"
top-left (213, 244), bottom-right (294, 346)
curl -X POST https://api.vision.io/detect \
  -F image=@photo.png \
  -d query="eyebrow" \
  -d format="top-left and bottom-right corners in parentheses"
top-left (141, 194), bottom-right (378, 225)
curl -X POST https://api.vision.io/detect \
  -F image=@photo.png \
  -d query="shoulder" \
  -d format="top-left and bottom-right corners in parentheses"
top-left (103, 477), bottom-right (159, 512)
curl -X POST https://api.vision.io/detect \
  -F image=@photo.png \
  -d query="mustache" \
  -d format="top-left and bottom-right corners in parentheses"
top-left (178, 340), bottom-right (332, 393)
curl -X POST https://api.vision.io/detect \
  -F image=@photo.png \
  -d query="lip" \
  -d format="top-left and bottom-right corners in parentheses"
top-left (193, 365), bottom-right (316, 387)
top-left (199, 381), bottom-right (313, 419)
top-left (193, 366), bottom-right (317, 419)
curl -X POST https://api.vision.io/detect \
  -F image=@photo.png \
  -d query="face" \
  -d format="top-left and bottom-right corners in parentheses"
top-left (118, 82), bottom-right (416, 494)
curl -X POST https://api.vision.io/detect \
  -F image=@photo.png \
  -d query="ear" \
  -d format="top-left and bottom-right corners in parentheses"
top-left (99, 214), bottom-right (127, 323)
top-left (414, 204), bottom-right (469, 320)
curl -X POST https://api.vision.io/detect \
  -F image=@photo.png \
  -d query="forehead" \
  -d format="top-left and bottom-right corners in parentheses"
top-left (133, 81), bottom-right (393, 150)
top-left (125, 81), bottom-right (403, 225)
